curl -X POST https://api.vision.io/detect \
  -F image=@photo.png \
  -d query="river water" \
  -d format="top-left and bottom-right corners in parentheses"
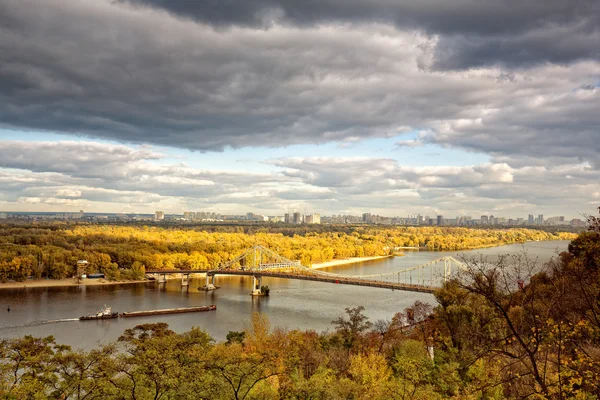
top-left (0, 240), bottom-right (568, 349)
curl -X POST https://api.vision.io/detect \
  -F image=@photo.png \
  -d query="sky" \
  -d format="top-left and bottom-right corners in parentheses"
top-left (0, 0), bottom-right (598, 218)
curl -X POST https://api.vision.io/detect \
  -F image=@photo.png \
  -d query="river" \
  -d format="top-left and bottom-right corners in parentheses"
top-left (0, 240), bottom-right (569, 349)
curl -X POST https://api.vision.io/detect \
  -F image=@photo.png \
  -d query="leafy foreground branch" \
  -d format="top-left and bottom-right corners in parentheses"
top-left (1, 211), bottom-right (599, 399)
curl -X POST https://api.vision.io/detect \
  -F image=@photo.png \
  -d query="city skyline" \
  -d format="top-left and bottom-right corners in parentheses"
top-left (0, 0), bottom-right (598, 218)
top-left (0, 208), bottom-right (586, 227)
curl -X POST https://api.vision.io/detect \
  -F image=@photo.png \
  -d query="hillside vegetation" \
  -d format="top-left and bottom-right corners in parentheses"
top-left (0, 223), bottom-right (575, 282)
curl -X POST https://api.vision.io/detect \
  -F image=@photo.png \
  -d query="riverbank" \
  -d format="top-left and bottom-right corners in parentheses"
top-left (0, 278), bottom-right (149, 290)
top-left (311, 255), bottom-right (393, 270)
top-left (0, 256), bottom-right (397, 289)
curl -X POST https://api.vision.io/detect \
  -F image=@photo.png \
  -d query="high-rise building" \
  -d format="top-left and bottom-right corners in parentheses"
top-left (489, 215), bottom-right (495, 225)
top-left (362, 213), bottom-right (371, 223)
top-left (284, 213), bottom-right (290, 224)
top-left (304, 213), bottom-right (320, 224)
top-left (528, 214), bottom-right (534, 224)
top-left (154, 211), bottom-right (164, 221)
top-left (481, 215), bottom-right (488, 225)
top-left (437, 215), bottom-right (443, 226)
top-left (538, 214), bottom-right (544, 225)
top-left (312, 213), bottom-right (321, 224)
top-left (293, 212), bottom-right (302, 224)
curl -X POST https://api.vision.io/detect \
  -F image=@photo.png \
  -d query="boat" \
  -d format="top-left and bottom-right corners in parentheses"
top-left (80, 305), bottom-right (119, 320)
top-left (120, 305), bottom-right (216, 317)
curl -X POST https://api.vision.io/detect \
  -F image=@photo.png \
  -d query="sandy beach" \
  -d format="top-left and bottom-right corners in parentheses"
top-left (0, 278), bottom-right (149, 290)
top-left (311, 255), bottom-right (392, 270)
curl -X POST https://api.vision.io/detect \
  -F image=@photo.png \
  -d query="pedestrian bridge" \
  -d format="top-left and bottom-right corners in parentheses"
top-left (146, 245), bottom-right (466, 295)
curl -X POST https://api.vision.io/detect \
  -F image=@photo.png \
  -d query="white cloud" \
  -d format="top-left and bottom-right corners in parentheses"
top-left (0, 141), bottom-right (596, 217)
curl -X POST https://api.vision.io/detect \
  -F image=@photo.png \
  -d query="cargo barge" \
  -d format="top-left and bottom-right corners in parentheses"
top-left (120, 305), bottom-right (216, 318)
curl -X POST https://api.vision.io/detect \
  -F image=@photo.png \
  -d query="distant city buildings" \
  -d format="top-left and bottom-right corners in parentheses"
top-left (293, 212), bottom-right (302, 224)
top-left (0, 208), bottom-right (584, 228)
top-left (312, 213), bottom-right (321, 224)
top-left (304, 213), bottom-right (320, 224)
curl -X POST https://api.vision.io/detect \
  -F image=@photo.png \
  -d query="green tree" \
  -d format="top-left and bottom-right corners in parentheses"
top-left (332, 306), bottom-right (372, 349)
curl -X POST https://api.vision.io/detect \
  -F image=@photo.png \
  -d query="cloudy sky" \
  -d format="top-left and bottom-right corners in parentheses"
top-left (0, 0), bottom-right (598, 218)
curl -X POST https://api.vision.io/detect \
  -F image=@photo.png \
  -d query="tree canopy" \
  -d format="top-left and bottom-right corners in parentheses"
top-left (0, 223), bottom-right (575, 282)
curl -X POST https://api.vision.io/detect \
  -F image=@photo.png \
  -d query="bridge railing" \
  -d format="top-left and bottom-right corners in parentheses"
top-left (302, 256), bottom-right (466, 288)
top-left (212, 247), bottom-right (466, 289)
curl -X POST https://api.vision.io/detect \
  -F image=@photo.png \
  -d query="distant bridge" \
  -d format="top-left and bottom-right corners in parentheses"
top-left (146, 245), bottom-right (466, 295)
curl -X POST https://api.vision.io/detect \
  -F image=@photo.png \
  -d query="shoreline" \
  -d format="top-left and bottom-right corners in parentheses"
top-left (0, 256), bottom-right (394, 289)
top-left (311, 255), bottom-right (392, 270)
top-left (0, 278), bottom-right (150, 290)
top-left (0, 239), bottom-right (569, 289)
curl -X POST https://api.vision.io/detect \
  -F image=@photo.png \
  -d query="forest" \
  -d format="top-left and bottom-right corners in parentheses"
top-left (0, 223), bottom-right (575, 282)
top-left (0, 209), bottom-right (599, 399)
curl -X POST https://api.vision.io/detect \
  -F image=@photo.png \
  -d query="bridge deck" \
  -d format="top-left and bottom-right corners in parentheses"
top-left (146, 269), bottom-right (436, 294)
top-left (147, 269), bottom-right (210, 274)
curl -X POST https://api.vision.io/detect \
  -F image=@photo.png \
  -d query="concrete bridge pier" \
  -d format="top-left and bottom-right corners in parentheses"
top-left (158, 273), bottom-right (167, 284)
top-left (251, 275), bottom-right (263, 296)
top-left (202, 274), bottom-right (217, 291)
top-left (181, 273), bottom-right (190, 288)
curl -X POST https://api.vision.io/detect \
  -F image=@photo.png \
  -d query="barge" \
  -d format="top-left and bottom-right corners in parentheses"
top-left (120, 305), bottom-right (216, 318)
top-left (80, 305), bottom-right (119, 320)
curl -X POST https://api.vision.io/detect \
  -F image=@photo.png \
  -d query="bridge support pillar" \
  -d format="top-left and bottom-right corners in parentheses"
top-left (251, 275), bottom-right (263, 296)
top-left (181, 273), bottom-right (189, 288)
top-left (200, 274), bottom-right (217, 291)
top-left (158, 273), bottom-right (166, 284)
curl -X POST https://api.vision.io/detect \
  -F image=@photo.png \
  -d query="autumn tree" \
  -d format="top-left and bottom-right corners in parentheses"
top-left (332, 306), bottom-right (372, 349)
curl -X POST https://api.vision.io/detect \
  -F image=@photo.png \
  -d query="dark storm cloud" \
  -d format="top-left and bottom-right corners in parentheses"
top-left (124, 0), bottom-right (600, 68)
top-left (0, 0), bottom-right (599, 172)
